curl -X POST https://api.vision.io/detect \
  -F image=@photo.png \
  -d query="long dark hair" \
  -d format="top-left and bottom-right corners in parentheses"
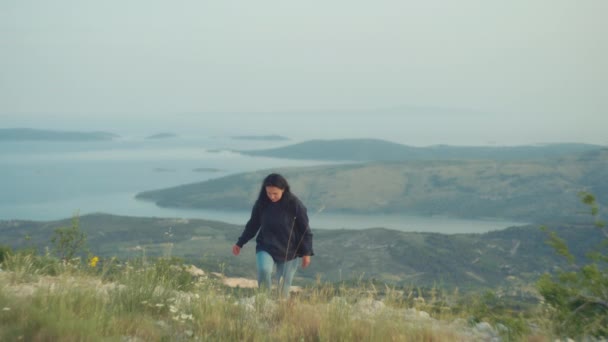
top-left (255, 173), bottom-right (292, 207)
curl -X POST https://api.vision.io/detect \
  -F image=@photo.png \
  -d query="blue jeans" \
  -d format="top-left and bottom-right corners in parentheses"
top-left (256, 251), bottom-right (299, 298)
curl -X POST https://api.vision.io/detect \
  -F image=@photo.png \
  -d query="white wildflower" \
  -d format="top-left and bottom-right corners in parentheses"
top-left (2, 307), bottom-right (10, 311)
top-left (155, 303), bottom-right (165, 308)
top-left (169, 305), bottom-right (178, 313)
top-left (180, 313), bottom-right (193, 321)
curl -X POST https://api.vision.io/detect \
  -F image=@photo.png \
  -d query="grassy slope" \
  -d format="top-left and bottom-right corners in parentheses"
top-left (0, 252), bottom-right (537, 341)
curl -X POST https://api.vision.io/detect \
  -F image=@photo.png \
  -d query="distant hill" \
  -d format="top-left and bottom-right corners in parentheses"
top-left (0, 128), bottom-right (119, 141)
top-left (136, 149), bottom-right (608, 222)
top-left (231, 135), bottom-right (289, 141)
top-left (238, 139), bottom-right (604, 161)
top-left (1, 213), bottom-right (601, 289)
top-left (145, 132), bottom-right (177, 139)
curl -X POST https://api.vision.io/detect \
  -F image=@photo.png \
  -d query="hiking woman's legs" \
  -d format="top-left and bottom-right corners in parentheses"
top-left (256, 251), bottom-right (299, 297)
top-left (256, 251), bottom-right (274, 291)
top-left (276, 258), bottom-right (299, 298)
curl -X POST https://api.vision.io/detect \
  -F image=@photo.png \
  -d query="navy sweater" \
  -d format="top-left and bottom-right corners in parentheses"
top-left (236, 193), bottom-right (314, 262)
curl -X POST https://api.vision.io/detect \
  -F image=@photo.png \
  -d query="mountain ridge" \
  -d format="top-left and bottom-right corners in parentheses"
top-left (1, 213), bottom-right (600, 290)
top-left (0, 128), bottom-right (119, 141)
top-left (237, 138), bottom-right (605, 161)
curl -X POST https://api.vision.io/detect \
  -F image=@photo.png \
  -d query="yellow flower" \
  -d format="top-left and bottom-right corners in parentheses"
top-left (89, 256), bottom-right (99, 267)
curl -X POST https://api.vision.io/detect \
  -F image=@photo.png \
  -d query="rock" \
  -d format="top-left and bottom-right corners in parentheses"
top-left (289, 285), bottom-right (303, 294)
top-left (222, 277), bottom-right (258, 288)
top-left (418, 310), bottom-right (431, 319)
top-left (237, 296), bottom-right (256, 312)
top-left (450, 318), bottom-right (468, 328)
top-left (185, 265), bottom-right (205, 277)
top-left (355, 298), bottom-right (385, 316)
top-left (474, 322), bottom-right (498, 340)
top-left (404, 308), bottom-right (431, 320)
top-left (413, 297), bottom-right (426, 304)
top-left (237, 295), bottom-right (277, 316)
top-left (495, 323), bottom-right (509, 335)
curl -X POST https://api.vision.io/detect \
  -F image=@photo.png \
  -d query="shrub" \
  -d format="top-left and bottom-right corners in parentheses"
top-left (50, 213), bottom-right (87, 261)
top-left (537, 192), bottom-right (607, 338)
top-left (0, 245), bottom-right (12, 264)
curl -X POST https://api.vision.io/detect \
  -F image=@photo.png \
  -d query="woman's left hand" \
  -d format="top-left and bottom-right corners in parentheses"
top-left (301, 255), bottom-right (311, 269)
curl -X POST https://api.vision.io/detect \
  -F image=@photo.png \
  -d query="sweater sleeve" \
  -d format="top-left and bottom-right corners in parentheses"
top-left (236, 202), bottom-right (261, 248)
top-left (295, 200), bottom-right (314, 256)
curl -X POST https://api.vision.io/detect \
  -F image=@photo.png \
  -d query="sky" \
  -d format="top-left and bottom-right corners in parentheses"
top-left (1, 0), bottom-right (607, 146)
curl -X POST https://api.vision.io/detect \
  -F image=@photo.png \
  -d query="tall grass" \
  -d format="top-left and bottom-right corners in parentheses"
top-left (1, 252), bottom-right (552, 341)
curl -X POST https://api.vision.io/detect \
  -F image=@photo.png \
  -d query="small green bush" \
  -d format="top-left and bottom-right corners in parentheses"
top-left (0, 245), bottom-right (12, 264)
top-left (51, 213), bottom-right (87, 261)
top-left (537, 192), bottom-right (608, 338)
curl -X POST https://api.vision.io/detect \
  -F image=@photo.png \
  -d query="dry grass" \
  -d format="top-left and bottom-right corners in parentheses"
top-left (0, 252), bottom-right (554, 341)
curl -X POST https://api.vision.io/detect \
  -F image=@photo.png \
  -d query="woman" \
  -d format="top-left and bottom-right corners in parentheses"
top-left (232, 173), bottom-right (314, 298)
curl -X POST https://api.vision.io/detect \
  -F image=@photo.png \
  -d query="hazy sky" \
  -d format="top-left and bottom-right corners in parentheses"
top-left (1, 1), bottom-right (606, 145)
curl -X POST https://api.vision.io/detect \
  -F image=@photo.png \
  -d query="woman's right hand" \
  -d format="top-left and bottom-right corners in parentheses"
top-left (232, 245), bottom-right (241, 256)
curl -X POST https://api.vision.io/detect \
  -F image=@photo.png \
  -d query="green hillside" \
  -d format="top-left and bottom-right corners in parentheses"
top-left (1, 213), bottom-right (601, 290)
top-left (136, 149), bottom-right (608, 222)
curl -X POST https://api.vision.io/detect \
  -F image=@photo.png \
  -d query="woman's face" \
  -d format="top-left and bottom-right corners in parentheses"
top-left (265, 186), bottom-right (285, 203)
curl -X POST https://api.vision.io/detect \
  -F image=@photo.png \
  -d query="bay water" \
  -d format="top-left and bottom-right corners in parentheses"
top-left (0, 136), bottom-right (524, 233)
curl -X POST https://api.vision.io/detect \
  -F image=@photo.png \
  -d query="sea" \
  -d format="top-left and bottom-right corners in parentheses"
top-left (0, 135), bottom-right (525, 234)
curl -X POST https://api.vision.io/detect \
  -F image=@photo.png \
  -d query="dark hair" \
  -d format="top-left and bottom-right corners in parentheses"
top-left (255, 173), bottom-right (292, 206)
